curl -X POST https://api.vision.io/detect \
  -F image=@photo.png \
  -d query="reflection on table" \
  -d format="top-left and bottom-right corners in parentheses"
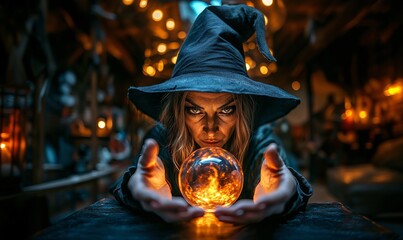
top-left (33, 198), bottom-right (399, 240)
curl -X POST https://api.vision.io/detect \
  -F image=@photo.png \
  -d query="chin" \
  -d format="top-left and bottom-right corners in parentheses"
top-left (199, 141), bottom-right (224, 148)
top-left (204, 144), bottom-right (221, 148)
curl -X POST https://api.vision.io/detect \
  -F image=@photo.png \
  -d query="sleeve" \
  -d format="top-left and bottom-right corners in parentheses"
top-left (280, 167), bottom-right (313, 217)
top-left (109, 124), bottom-right (166, 210)
top-left (247, 124), bottom-right (313, 217)
top-left (109, 155), bottom-right (144, 210)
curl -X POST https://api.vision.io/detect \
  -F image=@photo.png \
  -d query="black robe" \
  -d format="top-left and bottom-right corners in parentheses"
top-left (110, 123), bottom-right (313, 217)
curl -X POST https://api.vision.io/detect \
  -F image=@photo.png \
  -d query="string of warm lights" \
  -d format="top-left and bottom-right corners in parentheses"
top-left (119, 0), bottom-right (287, 82)
top-left (118, 0), bottom-right (403, 131)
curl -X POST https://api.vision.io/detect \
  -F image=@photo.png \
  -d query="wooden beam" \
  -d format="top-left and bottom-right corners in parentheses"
top-left (292, 0), bottom-right (381, 77)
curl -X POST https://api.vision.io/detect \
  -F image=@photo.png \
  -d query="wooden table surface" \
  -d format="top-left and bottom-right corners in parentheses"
top-left (33, 198), bottom-right (399, 240)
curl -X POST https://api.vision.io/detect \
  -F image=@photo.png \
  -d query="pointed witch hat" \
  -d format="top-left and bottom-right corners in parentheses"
top-left (128, 4), bottom-right (300, 126)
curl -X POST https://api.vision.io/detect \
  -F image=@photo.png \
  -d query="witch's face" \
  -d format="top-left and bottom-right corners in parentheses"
top-left (184, 92), bottom-right (237, 148)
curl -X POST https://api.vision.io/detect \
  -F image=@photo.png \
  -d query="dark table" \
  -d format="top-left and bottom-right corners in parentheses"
top-left (33, 198), bottom-right (399, 240)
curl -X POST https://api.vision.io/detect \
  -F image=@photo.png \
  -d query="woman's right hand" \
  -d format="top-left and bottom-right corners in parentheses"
top-left (128, 138), bottom-right (204, 223)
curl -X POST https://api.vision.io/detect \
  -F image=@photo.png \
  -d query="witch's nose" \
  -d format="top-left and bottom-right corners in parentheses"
top-left (203, 115), bottom-right (218, 133)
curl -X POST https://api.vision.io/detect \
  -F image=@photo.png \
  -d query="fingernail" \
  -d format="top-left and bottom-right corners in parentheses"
top-left (235, 209), bottom-right (244, 216)
top-left (151, 201), bottom-right (159, 208)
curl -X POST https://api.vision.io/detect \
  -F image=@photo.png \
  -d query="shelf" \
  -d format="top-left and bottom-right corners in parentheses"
top-left (0, 165), bottom-right (119, 201)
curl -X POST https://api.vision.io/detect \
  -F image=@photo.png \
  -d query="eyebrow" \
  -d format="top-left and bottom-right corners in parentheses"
top-left (185, 98), bottom-right (235, 109)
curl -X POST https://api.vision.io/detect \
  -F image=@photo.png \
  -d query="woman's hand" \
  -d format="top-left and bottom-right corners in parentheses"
top-left (214, 143), bottom-right (297, 224)
top-left (128, 138), bottom-right (204, 223)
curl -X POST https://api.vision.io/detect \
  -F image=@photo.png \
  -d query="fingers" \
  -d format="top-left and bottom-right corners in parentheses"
top-left (254, 191), bottom-right (287, 216)
top-left (264, 143), bottom-right (284, 171)
top-left (150, 197), bottom-right (204, 223)
top-left (138, 138), bottom-right (159, 170)
top-left (214, 195), bottom-right (288, 224)
top-left (215, 200), bottom-right (261, 214)
top-left (214, 200), bottom-right (265, 224)
top-left (133, 185), bottom-right (197, 221)
top-left (160, 207), bottom-right (204, 223)
top-left (151, 197), bottom-right (189, 212)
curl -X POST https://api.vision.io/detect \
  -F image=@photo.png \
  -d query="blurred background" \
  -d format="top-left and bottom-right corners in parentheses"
top-left (1, 0), bottom-right (402, 238)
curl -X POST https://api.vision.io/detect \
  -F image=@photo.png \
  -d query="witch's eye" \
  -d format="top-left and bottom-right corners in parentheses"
top-left (185, 106), bottom-right (202, 115)
top-left (220, 106), bottom-right (236, 115)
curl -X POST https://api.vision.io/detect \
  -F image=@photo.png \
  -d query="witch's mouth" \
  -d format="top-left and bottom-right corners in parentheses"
top-left (201, 140), bottom-right (221, 146)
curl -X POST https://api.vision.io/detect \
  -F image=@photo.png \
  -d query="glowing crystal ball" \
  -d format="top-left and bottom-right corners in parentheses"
top-left (178, 147), bottom-right (243, 212)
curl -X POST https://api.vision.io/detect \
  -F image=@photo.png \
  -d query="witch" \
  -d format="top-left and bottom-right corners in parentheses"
top-left (110, 4), bottom-right (312, 224)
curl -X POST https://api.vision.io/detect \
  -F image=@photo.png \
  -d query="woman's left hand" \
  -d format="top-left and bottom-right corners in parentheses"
top-left (214, 143), bottom-right (297, 224)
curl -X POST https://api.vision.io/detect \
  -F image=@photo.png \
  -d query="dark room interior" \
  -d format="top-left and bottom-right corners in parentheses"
top-left (1, 0), bottom-right (402, 239)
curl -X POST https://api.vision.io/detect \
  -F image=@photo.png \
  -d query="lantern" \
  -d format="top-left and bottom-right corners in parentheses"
top-left (178, 147), bottom-right (243, 212)
top-left (0, 86), bottom-right (29, 195)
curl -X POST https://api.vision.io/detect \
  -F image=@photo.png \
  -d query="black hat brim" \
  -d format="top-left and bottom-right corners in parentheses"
top-left (128, 72), bottom-right (300, 126)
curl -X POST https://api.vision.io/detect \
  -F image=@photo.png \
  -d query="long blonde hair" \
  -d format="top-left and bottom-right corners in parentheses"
top-left (160, 92), bottom-right (254, 170)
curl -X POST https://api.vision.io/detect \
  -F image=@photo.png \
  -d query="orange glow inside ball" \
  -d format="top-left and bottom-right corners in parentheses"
top-left (178, 147), bottom-right (243, 212)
